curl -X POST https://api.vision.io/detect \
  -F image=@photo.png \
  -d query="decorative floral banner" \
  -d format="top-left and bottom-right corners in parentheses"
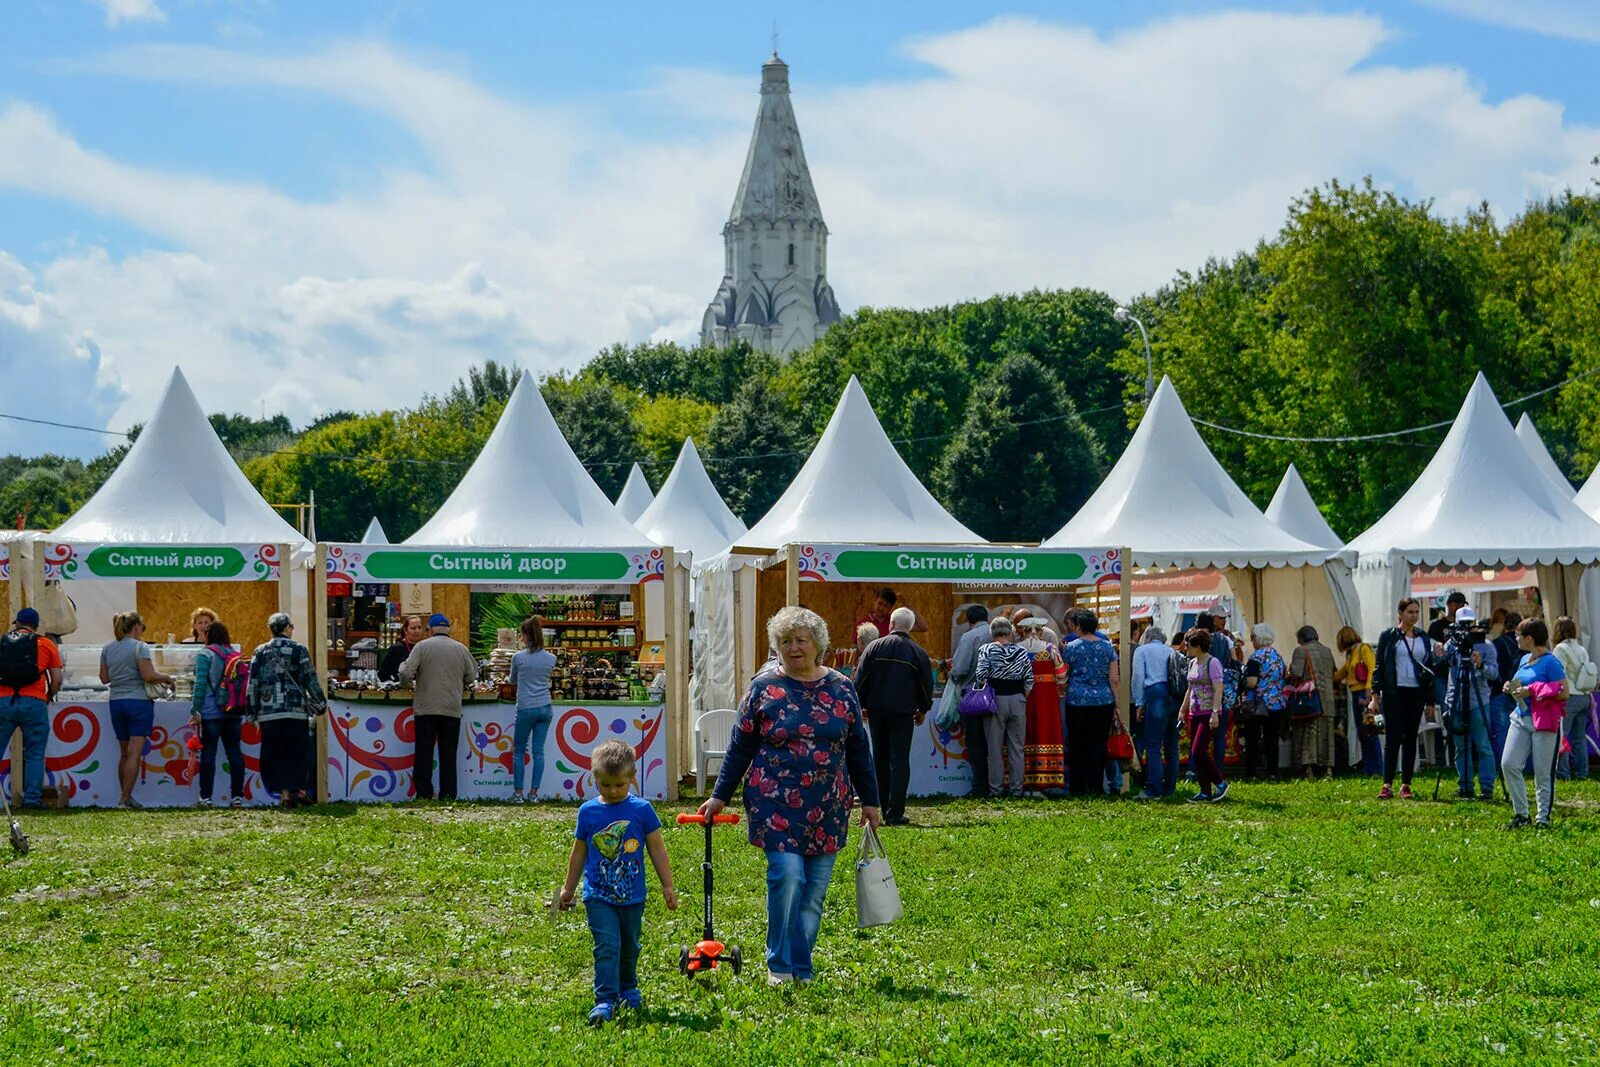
top-left (325, 700), bottom-right (669, 801)
top-left (46, 542), bottom-right (283, 582)
top-left (325, 544), bottom-right (658, 586)
top-left (795, 544), bottom-right (1121, 586)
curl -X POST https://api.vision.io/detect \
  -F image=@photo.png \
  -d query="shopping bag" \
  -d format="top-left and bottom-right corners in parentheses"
top-left (934, 683), bottom-right (961, 732)
top-left (854, 824), bottom-right (903, 929)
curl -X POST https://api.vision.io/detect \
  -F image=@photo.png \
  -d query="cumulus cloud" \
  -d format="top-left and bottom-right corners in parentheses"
top-left (1415, 0), bottom-right (1600, 44)
top-left (1, 11), bottom-right (1597, 453)
top-left (93, 0), bottom-right (167, 29)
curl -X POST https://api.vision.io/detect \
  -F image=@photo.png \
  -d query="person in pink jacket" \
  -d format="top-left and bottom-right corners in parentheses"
top-left (1500, 617), bottom-right (1568, 830)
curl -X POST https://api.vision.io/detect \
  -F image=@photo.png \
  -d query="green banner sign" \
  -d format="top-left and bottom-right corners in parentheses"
top-left (360, 549), bottom-right (633, 583)
top-left (831, 549), bottom-right (1088, 583)
top-left (83, 545), bottom-right (250, 579)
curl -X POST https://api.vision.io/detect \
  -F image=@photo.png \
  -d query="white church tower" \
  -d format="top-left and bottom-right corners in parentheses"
top-left (701, 53), bottom-right (841, 358)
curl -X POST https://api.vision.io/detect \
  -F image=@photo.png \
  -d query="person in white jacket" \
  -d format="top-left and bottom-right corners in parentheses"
top-left (1552, 616), bottom-right (1594, 781)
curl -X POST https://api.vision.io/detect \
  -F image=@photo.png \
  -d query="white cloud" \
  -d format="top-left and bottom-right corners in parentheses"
top-left (93, 0), bottom-right (167, 29)
top-left (1415, 0), bottom-right (1600, 45)
top-left (1, 11), bottom-right (1597, 455)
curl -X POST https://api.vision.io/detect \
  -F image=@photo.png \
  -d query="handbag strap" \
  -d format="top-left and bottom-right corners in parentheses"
top-left (857, 823), bottom-right (888, 861)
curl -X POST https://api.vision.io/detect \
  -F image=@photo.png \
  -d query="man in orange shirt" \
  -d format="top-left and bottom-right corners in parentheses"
top-left (1, 608), bottom-right (63, 808)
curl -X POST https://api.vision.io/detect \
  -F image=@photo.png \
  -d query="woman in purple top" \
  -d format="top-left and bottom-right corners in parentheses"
top-left (701, 606), bottom-right (881, 986)
top-left (1181, 628), bottom-right (1229, 803)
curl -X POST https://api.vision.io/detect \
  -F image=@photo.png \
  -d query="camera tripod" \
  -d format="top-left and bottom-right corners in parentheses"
top-left (1433, 641), bottom-right (1503, 801)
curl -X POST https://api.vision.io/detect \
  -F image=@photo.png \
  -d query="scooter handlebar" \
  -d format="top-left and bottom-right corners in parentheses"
top-left (676, 813), bottom-right (741, 825)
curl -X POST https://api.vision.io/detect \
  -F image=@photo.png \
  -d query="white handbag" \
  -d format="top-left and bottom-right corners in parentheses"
top-left (854, 824), bottom-right (903, 928)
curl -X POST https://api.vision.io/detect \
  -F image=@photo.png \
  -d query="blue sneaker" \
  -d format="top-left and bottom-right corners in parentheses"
top-left (588, 1002), bottom-right (615, 1027)
top-left (1212, 781), bottom-right (1230, 802)
top-left (620, 989), bottom-right (643, 1011)
top-left (1187, 792), bottom-right (1211, 804)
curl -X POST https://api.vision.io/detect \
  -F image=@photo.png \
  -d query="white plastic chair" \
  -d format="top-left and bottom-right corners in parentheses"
top-left (694, 709), bottom-right (738, 795)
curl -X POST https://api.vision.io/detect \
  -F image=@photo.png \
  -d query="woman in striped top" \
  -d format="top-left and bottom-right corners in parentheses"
top-left (974, 617), bottom-right (1033, 797)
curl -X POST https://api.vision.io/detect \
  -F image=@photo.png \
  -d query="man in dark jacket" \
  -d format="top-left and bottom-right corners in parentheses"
top-left (855, 607), bottom-right (933, 826)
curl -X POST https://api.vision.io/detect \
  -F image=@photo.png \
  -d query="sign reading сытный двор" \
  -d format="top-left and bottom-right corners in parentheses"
top-left (792, 544), bottom-right (1121, 585)
top-left (47, 543), bottom-right (283, 581)
top-left (324, 545), bottom-right (669, 586)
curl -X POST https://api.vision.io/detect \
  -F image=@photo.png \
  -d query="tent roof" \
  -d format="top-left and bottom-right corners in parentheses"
top-left (51, 368), bottom-right (307, 547)
top-left (1514, 414), bottom-right (1574, 497)
top-left (634, 438), bottom-right (748, 562)
top-left (1043, 377), bottom-right (1336, 568)
top-left (615, 464), bottom-right (655, 523)
top-left (360, 517), bottom-right (389, 544)
top-left (734, 376), bottom-right (982, 550)
top-left (405, 371), bottom-right (652, 548)
top-left (1347, 374), bottom-right (1600, 567)
top-left (1576, 461), bottom-right (1600, 518)
top-left (1265, 464), bottom-right (1343, 550)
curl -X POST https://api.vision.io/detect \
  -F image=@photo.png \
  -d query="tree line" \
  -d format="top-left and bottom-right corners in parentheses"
top-left (4, 175), bottom-right (1598, 544)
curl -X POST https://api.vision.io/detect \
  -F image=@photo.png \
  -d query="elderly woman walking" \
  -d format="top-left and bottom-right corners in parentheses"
top-left (247, 612), bottom-right (326, 809)
top-left (1241, 624), bottom-right (1288, 780)
top-left (700, 607), bottom-right (880, 985)
top-left (1288, 626), bottom-right (1337, 779)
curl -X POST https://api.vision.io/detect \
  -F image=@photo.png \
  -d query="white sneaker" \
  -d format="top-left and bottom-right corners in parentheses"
top-left (229, 797), bottom-right (244, 809)
top-left (766, 971), bottom-right (792, 987)
top-left (196, 797), bottom-right (213, 809)
top-left (511, 792), bottom-right (526, 805)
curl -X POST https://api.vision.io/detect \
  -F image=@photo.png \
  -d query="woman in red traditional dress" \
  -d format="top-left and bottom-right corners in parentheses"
top-left (1018, 617), bottom-right (1066, 796)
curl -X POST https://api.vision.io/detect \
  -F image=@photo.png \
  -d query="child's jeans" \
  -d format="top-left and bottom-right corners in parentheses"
top-left (586, 900), bottom-right (644, 1006)
top-left (512, 705), bottom-right (553, 794)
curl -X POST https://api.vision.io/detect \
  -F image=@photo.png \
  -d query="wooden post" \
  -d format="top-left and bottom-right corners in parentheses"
top-left (1118, 546), bottom-right (1133, 734)
top-left (785, 544), bottom-right (800, 607)
top-left (312, 543), bottom-right (330, 804)
top-left (7, 545), bottom-right (23, 621)
top-left (661, 549), bottom-right (682, 801)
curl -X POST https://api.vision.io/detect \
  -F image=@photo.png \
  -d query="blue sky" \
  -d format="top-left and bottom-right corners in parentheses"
top-left (2, 0), bottom-right (1598, 457)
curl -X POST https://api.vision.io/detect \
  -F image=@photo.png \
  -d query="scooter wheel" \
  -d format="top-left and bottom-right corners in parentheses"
top-left (679, 947), bottom-right (689, 976)
top-left (729, 946), bottom-right (742, 975)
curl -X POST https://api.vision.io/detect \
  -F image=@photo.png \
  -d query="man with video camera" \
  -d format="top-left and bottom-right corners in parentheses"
top-left (1438, 606), bottom-right (1499, 799)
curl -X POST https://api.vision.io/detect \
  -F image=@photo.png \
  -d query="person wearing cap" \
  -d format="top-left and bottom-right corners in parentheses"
top-left (1442, 607), bottom-right (1499, 799)
top-left (0, 608), bottom-right (63, 809)
top-left (1428, 592), bottom-right (1470, 718)
top-left (399, 614), bottom-right (480, 801)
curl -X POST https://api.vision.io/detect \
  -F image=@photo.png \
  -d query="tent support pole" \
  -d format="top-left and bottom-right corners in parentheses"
top-left (1118, 547), bottom-right (1132, 737)
top-left (731, 566), bottom-right (747, 696)
top-left (312, 543), bottom-right (330, 804)
top-left (662, 549), bottom-right (682, 801)
top-left (785, 544), bottom-right (800, 607)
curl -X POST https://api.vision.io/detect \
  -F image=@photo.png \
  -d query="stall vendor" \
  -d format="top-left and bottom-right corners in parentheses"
top-left (379, 615), bottom-right (427, 683)
top-left (855, 587), bottom-right (927, 637)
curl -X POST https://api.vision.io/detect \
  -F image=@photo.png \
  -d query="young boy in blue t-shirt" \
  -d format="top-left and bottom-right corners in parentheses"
top-left (558, 739), bottom-right (678, 1025)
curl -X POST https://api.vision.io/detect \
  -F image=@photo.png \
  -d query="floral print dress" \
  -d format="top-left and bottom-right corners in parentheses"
top-left (712, 665), bottom-right (880, 856)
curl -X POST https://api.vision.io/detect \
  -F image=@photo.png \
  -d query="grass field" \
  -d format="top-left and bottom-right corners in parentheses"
top-left (3, 778), bottom-right (1599, 1065)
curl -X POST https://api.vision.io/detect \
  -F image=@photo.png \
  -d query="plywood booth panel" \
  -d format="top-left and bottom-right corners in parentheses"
top-left (137, 580), bottom-right (281, 651)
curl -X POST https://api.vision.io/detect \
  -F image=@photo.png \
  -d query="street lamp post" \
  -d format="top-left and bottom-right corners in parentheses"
top-left (1115, 305), bottom-right (1153, 404)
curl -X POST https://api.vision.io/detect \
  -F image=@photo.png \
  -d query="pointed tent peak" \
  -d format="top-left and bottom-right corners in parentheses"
top-left (616, 463), bottom-right (656, 523)
top-left (1577, 460), bottom-right (1600, 518)
top-left (635, 437), bottom-right (748, 561)
top-left (1513, 413), bottom-right (1574, 496)
top-left (360, 517), bottom-right (389, 544)
top-left (1265, 464), bottom-right (1342, 550)
top-left (405, 369), bottom-right (650, 549)
top-left (52, 366), bottom-right (307, 546)
top-left (1347, 372), bottom-right (1600, 566)
top-left (738, 379), bottom-right (982, 549)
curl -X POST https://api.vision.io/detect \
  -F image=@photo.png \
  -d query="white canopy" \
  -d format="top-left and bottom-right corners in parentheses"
top-left (360, 517), bottom-right (389, 544)
top-left (405, 371), bottom-right (652, 548)
top-left (1515, 413), bottom-right (1574, 497)
top-left (52, 368), bottom-right (306, 547)
top-left (1265, 464), bottom-right (1342, 550)
top-left (1577, 461), bottom-right (1600, 517)
top-left (615, 463), bottom-right (655, 523)
top-left (735, 376), bottom-right (982, 550)
top-left (634, 438), bottom-right (746, 563)
top-left (1043, 377), bottom-right (1337, 568)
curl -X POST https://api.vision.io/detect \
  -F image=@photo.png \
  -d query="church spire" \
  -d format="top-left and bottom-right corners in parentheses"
top-left (727, 53), bottom-right (824, 226)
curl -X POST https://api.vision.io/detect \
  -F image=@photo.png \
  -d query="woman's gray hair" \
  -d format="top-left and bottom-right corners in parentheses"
top-left (1142, 626), bottom-right (1167, 645)
top-left (855, 622), bottom-right (880, 644)
top-left (1250, 622), bottom-right (1275, 646)
top-left (767, 606), bottom-right (829, 663)
top-left (988, 616), bottom-right (1015, 638)
top-left (268, 612), bottom-right (293, 636)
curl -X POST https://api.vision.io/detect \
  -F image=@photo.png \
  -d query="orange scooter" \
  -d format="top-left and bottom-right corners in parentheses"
top-left (675, 811), bottom-right (742, 976)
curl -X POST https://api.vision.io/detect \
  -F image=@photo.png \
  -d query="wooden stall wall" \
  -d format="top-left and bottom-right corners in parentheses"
top-left (432, 585), bottom-right (471, 632)
top-left (753, 565), bottom-right (954, 666)
top-left (137, 580), bottom-right (280, 650)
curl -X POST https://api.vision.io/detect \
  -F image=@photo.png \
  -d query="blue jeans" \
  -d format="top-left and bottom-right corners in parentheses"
top-left (0, 697), bottom-right (49, 805)
top-left (512, 705), bottom-right (553, 794)
top-left (765, 849), bottom-right (839, 979)
top-left (1139, 684), bottom-right (1178, 797)
top-left (585, 899), bottom-right (644, 1006)
top-left (1454, 701), bottom-right (1495, 795)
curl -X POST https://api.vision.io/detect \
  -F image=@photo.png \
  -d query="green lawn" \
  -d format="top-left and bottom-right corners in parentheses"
top-left (3, 779), bottom-right (1598, 1065)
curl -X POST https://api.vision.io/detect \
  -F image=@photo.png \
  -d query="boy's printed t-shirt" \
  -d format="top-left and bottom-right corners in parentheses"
top-left (576, 793), bottom-right (662, 906)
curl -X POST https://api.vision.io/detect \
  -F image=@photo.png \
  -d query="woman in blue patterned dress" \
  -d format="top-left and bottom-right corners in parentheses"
top-left (700, 606), bottom-right (882, 986)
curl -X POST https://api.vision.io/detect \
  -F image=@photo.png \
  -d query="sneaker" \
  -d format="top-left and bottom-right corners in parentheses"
top-left (1535, 819), bottom-right (1551, 830)
top-left (620, 989), bottom-right (643, 1010)
top-left (1455, 788), bottom-right (1473, 800)
top-left (120, 796), bottom-right (144, 810)
top-left (794, 977), bottom-right (813, 986)
top-left (1506, 815), bottom-right (1530, 831)
top-left (510, 792), bottom-right (526, 805)
top-left (1378, 785), bottom-right (1393, 800)
top-left (766, 971), bottom-right (792, 987)
top-left (1212, 781), bottom-right (1230, 802)
top-left (1187, 792), bottom-right (1212, 804)
top-left (588, 1002), bottom-right (615, 1026)
top-left (196, 797), bottom-right (213, 809)
top-left (1399, 785), bottom-right (1414, 800)
top-left (1135, 791), bottom-right (1157, 802)
top-left (230, 797), bottom-right (244, 809)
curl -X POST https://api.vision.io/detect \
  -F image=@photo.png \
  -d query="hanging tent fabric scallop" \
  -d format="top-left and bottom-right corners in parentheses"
top-left (615, 464), bottom-right (656, 524)
top-left (1347, 373), bottom-right (1600, 640)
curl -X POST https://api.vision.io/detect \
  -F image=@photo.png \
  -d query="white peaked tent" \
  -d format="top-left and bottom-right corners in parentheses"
top-left (696, 376), bottom-right (984, 718)
top-left (360, 517), bottom-right (389, 544)
top-left (1043, 377), bottom-right (1356, 646)
top-left (1348, 374), bottom-right (1600, 641)
top-left (406, 372), bottom-right (652, 548)
top-left (616, 463), bottom-right (655, 524)
top-left (1265, 464), bottom-right (1343, 550)
top-left (1515, 414), bottom-right (1574, 496)
top-left (634, 438), bottom-right (746, 564)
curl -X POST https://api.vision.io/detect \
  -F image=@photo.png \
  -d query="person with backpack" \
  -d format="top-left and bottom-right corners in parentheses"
top-left (188, 620), bottom-right (246, 808)
top-left (1551, 616), bottom-right (1595, 781)
top-left (1, 608), bottom-right (63, 809)
top-left (247, 612), bottom-right (325, 808)
top-left (99, 611), bottom-right (177, 809)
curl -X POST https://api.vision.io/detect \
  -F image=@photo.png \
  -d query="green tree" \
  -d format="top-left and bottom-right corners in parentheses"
top-left (584, 340), bottom-right (776, 405)
top-left (541, 377), bottom-right (643, 499)
top-left (935, 354), bottom-right (1103, 542)
top-left (445, 360), bottom-right (522, 412)
top-left (635, 395), bottom-right (719, 480)
top-left (704, 376), bottom-right (806, 524)
top-left (0, 462), bottom-right (81, 528)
